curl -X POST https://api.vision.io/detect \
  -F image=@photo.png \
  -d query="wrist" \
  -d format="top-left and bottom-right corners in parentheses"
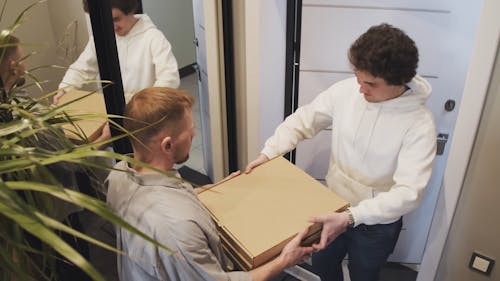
top-left (345, 209), bottom-right (355, 228)
top-left (275, 250), bottom-right (292, 270)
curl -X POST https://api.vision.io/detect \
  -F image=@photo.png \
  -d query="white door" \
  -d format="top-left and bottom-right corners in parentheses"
top-left (295, 0), bottom-right (482, 263)
top-left (192, 0), bottom-right (215, 180)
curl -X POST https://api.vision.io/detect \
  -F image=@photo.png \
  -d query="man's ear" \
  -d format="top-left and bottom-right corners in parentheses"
top-left (160, 136), bottom-right (172, 153)
top-left (8, 60), bottom-right (17, 75)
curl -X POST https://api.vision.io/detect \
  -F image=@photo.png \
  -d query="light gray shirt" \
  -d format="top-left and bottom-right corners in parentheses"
top-left (106, 160), bottom-right (251, 281)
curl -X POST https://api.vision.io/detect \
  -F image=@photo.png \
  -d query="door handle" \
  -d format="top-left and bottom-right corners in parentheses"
top-left (192, 63), bottom-right (201, 81)
top-left (436, 133), bottom-right (449, 155)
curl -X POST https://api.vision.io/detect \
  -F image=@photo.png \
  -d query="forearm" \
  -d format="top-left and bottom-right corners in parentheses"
top-left (154, 64), bottom-right (180, 89)
top-left (151, 33), bottom-right (180, 89)
top-left (262, 101), bottom-right (333, 158)
top-left (352, 122), bottom-right (436, 225)
top-left (350, 185), bottom-right (422, 225)
top-left (248, 227), bottom-right (314, 281)
top-left (59, 39), bottom-right (98, 89)
top-left (261, 115), bottom-right (313, 158)
top-left (248, 256), bottom-right (287, 281)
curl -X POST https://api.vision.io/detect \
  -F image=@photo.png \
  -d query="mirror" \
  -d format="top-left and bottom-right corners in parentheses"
top-left (1, 0), bottom-right (228, 278)
top-left (5, 0), bottom-right (211, 180)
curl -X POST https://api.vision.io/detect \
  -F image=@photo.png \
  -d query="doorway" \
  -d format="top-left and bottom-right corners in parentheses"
top-left (285, 0), bottom-right (482, 271)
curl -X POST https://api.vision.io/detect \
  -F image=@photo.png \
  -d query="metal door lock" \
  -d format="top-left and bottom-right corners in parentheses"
top-left (444, 99), bottom-right (456, 112)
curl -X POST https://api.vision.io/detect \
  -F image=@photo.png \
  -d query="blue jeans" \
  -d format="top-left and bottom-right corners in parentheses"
top-left (311, 218), bottom-right (403, 281)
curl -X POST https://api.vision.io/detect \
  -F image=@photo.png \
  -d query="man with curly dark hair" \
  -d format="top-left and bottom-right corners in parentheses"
top-left (246, 23), bottom-right (436, 281)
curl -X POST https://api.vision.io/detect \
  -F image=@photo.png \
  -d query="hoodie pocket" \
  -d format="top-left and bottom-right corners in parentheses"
top-left (326, 165), bottom-right (374, 206)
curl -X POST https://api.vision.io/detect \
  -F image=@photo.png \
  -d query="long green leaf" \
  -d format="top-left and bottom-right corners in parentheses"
top-left (0, 246), bottom-right (36, 281)
top-left (35, 211), bottom-right (123, 254)
top-left (5, 181), bottom-right (174, 254)
top-left (0, 188), bottom-right (104, 281)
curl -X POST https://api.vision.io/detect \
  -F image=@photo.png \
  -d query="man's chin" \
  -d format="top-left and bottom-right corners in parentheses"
top-left (15, 77), bottom-right (26, 87)
top-left (176, 154), bottom-right (190, 165)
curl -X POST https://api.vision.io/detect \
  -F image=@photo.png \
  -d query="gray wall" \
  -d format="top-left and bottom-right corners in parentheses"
top-left (142, 0), bottom-right (196, 69)
top-left (3, 0), bottom-right (196, 95)
top-left (0, 0), bottom-right (87, 96)
top-left (47, 0), bottom-right (89, 66)
top-left (436, 45), bottom-right (500, 280)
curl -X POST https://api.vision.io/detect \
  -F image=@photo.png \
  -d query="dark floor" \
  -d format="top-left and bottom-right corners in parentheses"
top-left (380, 262), bottom-right (418, 281)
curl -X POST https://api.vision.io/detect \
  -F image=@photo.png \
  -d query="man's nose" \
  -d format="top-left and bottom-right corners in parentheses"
top-left (359, 84), bottom-right (367, 94)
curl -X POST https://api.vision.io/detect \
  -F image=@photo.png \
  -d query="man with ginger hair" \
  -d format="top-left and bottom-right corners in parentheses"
top-left (0, 35), bottom-right (25, 93)
top-left (106, 87), bottom-right (314, 281)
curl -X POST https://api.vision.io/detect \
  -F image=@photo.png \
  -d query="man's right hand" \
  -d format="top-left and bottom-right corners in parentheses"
top-left (244, 154), bottom-right (270, 174)
top-left (248, 227), bottom-right (315, 281)
top-left (52, 89), bottom-right (68, 105)
top-left (277, 227), bottom-right (315, 268)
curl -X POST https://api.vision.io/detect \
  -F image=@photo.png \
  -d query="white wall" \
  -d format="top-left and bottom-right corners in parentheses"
top-left (47, 0), bottom-right (88, 66)
top-left (0, 0), bottom-right (80, 96)
top-left (244, 0), bottom-right (287, 162)
top-left (142, 0), bottom-right (196, 69)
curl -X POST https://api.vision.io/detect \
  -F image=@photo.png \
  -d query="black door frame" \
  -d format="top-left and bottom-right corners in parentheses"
top-left (221, 0), bottom-right (238, 172)
top-left (284, 0), bottom-right (303, 163)
top-left (87, 0), bottom-right (131, 154)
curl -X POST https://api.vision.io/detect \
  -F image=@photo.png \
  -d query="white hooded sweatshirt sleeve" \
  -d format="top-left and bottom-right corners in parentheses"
top-left (59, 14), bottom-right (180, 101)
top-left (262, 76), bottom-right (437, 226)
top-left (58, 36), bottom-right (99, 90)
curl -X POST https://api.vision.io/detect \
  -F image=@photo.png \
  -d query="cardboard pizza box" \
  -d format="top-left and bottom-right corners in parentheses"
top-left (198, 156), bottom-right (348, 270)
top-left (58, 90), bottom-right (107, 142)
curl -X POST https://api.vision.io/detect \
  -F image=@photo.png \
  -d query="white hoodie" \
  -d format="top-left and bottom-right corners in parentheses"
top-left (262, 76), bottom-right (437, 226)
top-left (59, 14), bottom-right (180, 102)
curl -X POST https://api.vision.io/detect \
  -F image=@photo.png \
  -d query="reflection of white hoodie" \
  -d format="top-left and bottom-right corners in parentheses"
top-left (59, 14), bottom-right (180, 102)
top-left (262, 76), bottom-right (436, 226)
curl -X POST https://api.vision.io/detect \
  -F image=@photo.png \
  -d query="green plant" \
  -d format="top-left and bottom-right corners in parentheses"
top-left (0, 1), bottom-right (172, 280)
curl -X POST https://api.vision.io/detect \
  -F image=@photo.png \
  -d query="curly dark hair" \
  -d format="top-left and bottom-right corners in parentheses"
top-left (83, 0), bottom-right (138, 14)
top-left (348, 23), bottom-right (418, 85)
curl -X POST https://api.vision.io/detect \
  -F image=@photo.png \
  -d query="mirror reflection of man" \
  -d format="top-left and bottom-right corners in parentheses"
top-left (54, 0), bottom-right (180, 104)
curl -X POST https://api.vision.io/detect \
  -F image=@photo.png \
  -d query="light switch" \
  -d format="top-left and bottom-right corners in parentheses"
top-left (469, 252), bottom-right (495, 275)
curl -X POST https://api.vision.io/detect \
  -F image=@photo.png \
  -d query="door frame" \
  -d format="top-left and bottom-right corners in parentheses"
top-left (283, 0), bottom-right (302, 162)
top-left (203, 0), bottom-right (232, 180)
